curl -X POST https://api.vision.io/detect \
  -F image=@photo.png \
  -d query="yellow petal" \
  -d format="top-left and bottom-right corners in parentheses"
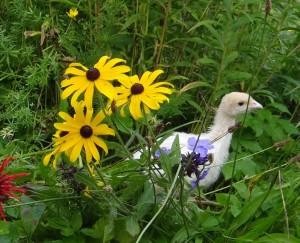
top-left (54, 123), bottom-right (80, 132)
top-left (129, 95), bottom-right (142, 120)
top-left (141, 95), bottom-right (160, 110)
top-left (93, 124), bottom-right (115, 136)
top-left (143, 70), bottom-right (164, 86)
top-left (69, 63), bottom-right (88, 71)
top-left (61, 76), bottom-right (89, 90)
top-left (84, 82), bottom-right (95, 110)
top-left (65, 67), bottom-right (86, 76)
top-left (60, 135), bottom-right (82, 152)
top-left (92, 136), bottom-right (108, 154)
top-left (115, 75), bottom-right (131, 88)
top-left (94, 56), bottom-right (110, 69)
top-left (102, 58), bottom-right (127, 70)
top-left (87, 138), bottom-right (100, 161)
top-left (94, 80), bottom-right (116, 100)
top-left (139, 71), bottom-right (151, 85)
top-left (101, 66), bottom-right (131, 80)
top-left (58, 112), bottom-right (74, 124)
top-left (84, 140), bottom-right (93, 163)
top-left (90, 110), bottom-right (105, 127)
top-left (69, 140), bottom-right (84, 162)
top-left (73, 101), bottom-right (86, 123)
top-left (70, 85), bottom-right (89, 107)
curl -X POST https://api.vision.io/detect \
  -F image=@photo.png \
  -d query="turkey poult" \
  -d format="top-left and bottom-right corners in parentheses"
top-left (133, 92), bottom-right (263, 189)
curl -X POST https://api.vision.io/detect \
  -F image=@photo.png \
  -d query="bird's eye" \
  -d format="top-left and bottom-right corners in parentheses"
top-left (238, 102), bottom-right (244, 106)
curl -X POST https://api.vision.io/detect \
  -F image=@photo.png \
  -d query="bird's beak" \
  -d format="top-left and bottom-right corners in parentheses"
top-left (251, 100), bottom-right (263, 109)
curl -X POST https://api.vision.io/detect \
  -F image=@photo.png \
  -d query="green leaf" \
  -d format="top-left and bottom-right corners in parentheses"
top-left (237, 215), bottom-right (278, 242)
top-left (136, 182), bottom-right (155, 220)
top-left (121, 14), bottom-right (138, 30)
top-left (223, 51), bottom-right (239, 69)
top-left (225, 71), bottom-right (252, 80)
top-left (61, 227), bottom-right (75, 237)
top-left (239, 140), bottom-right (262, 153)
top-left (21, 202), bottom-right (46, 238)
top-left (70, 211), bottom-right (82, 231)
top-left (81, 228), bottom-right (101, 239)
top-left (113, 112), bottom-right (133, 134)
top-left (75, 172), bottom-right (98, 189)
top-left (48, 216), bottom-right (70, 230)
top-left (197, 57), bottom-right (220, 67)
top-left (226, 192), bottom-right (269, 232)
top-left (256, 233), bottom-right (300, 243)
top-left (0, 221), bottom-right (9, 235)
top-left (269, 103), bottom-right (291, 114)
top-left (125, 215), bottom-right (140, 236)
top-left (179, 81), bottom-right (212, 94)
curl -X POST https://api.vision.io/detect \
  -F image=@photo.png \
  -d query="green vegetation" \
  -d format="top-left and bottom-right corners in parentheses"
top-left (0, 0), bottom-right (299, 242)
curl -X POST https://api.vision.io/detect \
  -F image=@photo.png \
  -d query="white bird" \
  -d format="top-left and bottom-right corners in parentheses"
top-left (133, 92), bottom-right (263, 189)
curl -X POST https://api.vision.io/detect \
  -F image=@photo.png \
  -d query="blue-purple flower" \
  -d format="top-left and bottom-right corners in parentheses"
top-left (190, 168), bottom-right (210, 189)
top-left (154, 147), bottom-right (171, 159)
top-left (187, 137), bottom-right (214, 156)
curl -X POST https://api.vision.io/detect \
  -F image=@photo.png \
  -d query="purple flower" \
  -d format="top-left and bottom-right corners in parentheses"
top-left (187, 137), bottom-right (214, 156)
top-left (154, 147), bottom-right (171, 159)
top-left (190, 168), bottom-right (210, 189)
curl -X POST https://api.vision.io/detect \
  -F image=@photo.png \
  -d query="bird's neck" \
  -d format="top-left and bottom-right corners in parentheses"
top-left (208, 111), bottom-right (236, 141)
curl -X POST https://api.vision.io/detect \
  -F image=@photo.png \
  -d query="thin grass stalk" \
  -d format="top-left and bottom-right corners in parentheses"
top-left (278, 169), bottom-right (290, 241)
top-left (154, 0), bottom-right (171, 69)
top-left (136, 163), bottom-right (182, 243)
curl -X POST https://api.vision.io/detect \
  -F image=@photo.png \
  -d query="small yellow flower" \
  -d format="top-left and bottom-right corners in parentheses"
top-left (111, 70), bottom-right (174, 120)
top-left (66, 8), bottom-right (78, 19)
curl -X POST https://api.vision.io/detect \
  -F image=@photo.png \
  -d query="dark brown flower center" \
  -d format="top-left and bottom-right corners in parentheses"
top-left (86, 68), bottom-right (100, 81)
top-left (80, 125), bottom-right (93, 138)
top-left (131, 83), bottom-right (144, 95)
top-left (59, 131), bottom-right (69, 137)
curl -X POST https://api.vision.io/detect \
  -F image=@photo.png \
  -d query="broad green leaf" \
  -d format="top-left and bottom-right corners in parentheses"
top-left (225, 71), bottom-right (252, 80)
top-left (136, 182), bottom-right (155, 220)
top-left (226, 192), bottom-right (269, 232)
top-left (236, 215), bottom-right (278, 242)
top-left (75, 172), bottom-right (98, 189)
top-left (197, 57), bottom-right (220, 67)
top-left (269, 103), bottom-right (291, 114)
top-left (121, 14), bottom-right (138, 30)
top-left (70, 211), bottom-right (82, 231)
top-left (223, 51), bottom-right (239, 69)
top-left (81, 228), bottom-right (101, 239)
top-left (256, 233), bottom-right (300, 243)
top-left (179, 81), bottom-right (212, 94)
top-left (125, 215), bottom-right (140, 236)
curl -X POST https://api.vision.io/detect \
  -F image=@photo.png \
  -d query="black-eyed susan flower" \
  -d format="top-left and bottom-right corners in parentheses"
top-left (66, 8), bottom-right (78, 19)
top-left (43, 102), bottom-right (115, 166)
top-left (61, 56), bottom-right (131, 109)
top-left (112, 70), bottom-right (174, 120)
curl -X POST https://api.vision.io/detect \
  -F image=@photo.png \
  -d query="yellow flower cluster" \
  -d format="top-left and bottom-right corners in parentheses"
top-left (44, 55), bottom-right (174, 168)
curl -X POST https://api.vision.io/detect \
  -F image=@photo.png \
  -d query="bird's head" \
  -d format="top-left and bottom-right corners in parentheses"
top-left (219, 92), bottom-right (263, 117)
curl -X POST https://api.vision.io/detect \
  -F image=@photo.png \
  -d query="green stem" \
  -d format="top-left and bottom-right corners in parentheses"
top-left (136, 164), bottom-right (182, 243)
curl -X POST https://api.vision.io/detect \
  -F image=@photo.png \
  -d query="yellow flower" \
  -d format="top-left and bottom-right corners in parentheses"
top-left (43, 102), bottom-right (115, 166)
top-left (66, 8), bottom-right (78, 19)
top-left (61, 56), bottom-right (130, 109)
top-left (112, 70), bottom-right (174, 120)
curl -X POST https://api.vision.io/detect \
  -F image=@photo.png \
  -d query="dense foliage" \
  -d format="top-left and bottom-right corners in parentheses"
top-left (0, 0), bottom-right (299, 242)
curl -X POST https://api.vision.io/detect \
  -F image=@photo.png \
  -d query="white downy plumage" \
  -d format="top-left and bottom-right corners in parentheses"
top-left (133, 92), bottom-right (263, 189)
